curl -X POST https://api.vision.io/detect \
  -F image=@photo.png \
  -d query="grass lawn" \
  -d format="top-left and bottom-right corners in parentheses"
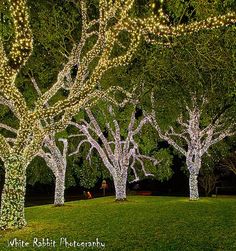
top-left (0, 196), bottom-right (236, 250)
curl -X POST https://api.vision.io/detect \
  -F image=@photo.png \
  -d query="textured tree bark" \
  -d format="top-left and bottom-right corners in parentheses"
top-left (54, 170), bottom-right (66, 206)
top-left (0, 156), bottom-right (27, 229)
top-left (114, 172), bottom-right (127, 201)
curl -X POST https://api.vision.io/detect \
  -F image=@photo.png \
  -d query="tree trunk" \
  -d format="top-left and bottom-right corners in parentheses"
top-left (113, 172), bottom-right (127, 201)
top-left (54, 170), bottom-right (66, 206)
top-left (189, 170), bottom-right (199, 200)
top-left (0, 156), bottom-right (27, 229)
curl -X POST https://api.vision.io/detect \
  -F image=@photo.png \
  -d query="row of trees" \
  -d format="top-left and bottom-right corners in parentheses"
top-left (0, 0), bottom-right (235, 229)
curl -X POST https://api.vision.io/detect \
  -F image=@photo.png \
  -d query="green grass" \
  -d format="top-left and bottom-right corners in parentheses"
top-left (0, 196), bottom-right (236, 250)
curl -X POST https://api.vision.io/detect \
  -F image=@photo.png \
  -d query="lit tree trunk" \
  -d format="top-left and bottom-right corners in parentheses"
top-left (187, 154), bottom-right (201, 200)
top-left (54, 169), bottom-right (66, 206)
top-left (188, 165), bottom-right (200, 200)
top-left (0, 155), bottom-right (27, 229)
top-left (38, 137), bottom-right (68, 207)
top-left (113, 171), bottom-right (128, 201)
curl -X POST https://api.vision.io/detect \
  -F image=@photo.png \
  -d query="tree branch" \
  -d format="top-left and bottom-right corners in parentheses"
top-left (8, 0), bottom-right (33, 70)
top-left (0, 135), bottom-right (12, 161)
top-left (140, 11), bottom-right (236, 40)
top-left (0, 123), bottom-right (18, 134)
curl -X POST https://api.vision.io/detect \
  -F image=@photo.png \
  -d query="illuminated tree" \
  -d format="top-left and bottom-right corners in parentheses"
top-left (0, 0), bottom-right (140, 228)
top-left (0, 0), bottom-right (235, 229)
top-left (150, 95), bottom-right (235, 200)
top-left (70, 106), bottom-right (158, 201)
top-left (28, 75), bottom-right (69, 207)
top-left (37, 135), bottom-right (68, 206)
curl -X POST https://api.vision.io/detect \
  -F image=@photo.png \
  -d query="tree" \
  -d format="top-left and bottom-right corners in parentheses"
top-left (37, 135), bottom-right (68, 206)
top-left (135, 3), bottom-right (236, 200)
top-left (198, 168), bottom-right (220, 197)
top-left (70, 106), bottom-right (161, 201)
top-left (0, 0), bottom-right (235, 229)
top-left (29, 75), bottom-right (69, 207)
top-left (220, 153), bottom-right (236, 176)
top-left (198, 140), bottom-right (230, 196)
top-left (2, 0), bottom-right (86, 207)
top-left (0, 0), bottom-right (161, 229)
top-left (150, 95), bottom-right (235, 200)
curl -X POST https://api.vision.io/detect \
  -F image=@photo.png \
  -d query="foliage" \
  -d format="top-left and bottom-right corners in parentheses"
top-left (17, 0), bottom-right (81, 107)
top-left (27, 157), bottom-right (54, 186)
top-left (72, 149), bottom-right (110, 189)
top-left (154, 149), bottom-right (173, 181)
top-left (138, 17), bottom-right (236, 184)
